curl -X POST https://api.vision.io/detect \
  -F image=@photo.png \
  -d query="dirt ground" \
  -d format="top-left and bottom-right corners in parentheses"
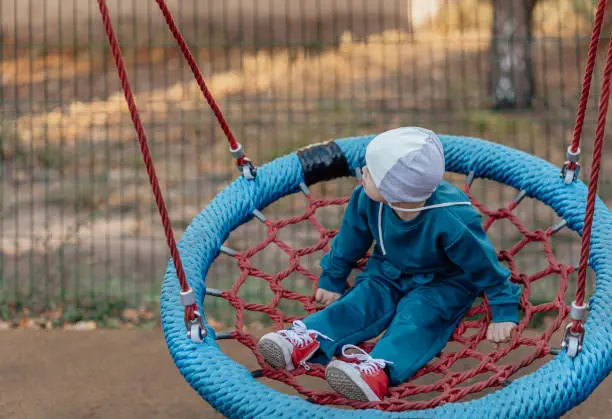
top-left (0, 329), bottom-right (609, 419)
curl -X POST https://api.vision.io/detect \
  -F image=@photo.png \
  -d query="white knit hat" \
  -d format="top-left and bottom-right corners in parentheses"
top-left (365, 127), bottom-right (445, 204)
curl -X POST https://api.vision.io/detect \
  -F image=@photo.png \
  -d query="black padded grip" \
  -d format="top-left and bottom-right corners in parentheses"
top-left (297, 141), bottom-right (351, 186)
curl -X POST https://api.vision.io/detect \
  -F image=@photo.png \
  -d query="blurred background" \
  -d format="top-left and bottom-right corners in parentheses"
top-left (0, 0), bottom-right (610, 332)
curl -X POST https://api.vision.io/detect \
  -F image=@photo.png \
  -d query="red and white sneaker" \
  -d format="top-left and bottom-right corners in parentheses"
top-left (325, 344), bottom-right (391, 402)
top-left (257, 320), bottom-right (332, 371)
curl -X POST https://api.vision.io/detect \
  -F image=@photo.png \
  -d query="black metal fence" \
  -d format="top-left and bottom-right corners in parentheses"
top-left (0, 0), bottom-right (607, 327)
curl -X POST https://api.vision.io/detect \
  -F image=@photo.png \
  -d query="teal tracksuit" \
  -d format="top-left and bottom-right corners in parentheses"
top-left (303, 182), bottom-right (521, 385)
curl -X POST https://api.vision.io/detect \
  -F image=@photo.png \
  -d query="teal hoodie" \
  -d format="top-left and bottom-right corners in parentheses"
top-left (318, 182), bottom-right (522, 324)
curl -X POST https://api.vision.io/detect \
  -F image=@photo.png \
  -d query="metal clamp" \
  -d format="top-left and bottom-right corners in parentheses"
top-left (180, 288), bottom-right (197, 307)
top-left (180, 288), bottom-right (207, 343)
top-left (560, 146), bottom-right (581, 184)
top-left (561, 323), bottom-right (583, 358)
top-left (186, 310), bottom-right (207, 343)
top-left (569, 301), bottom-right (587, 322)
top-left (230, 143), bottom-right (257, 180)
top-left (229, 143), bottom-right (246, 159)
top-left (238, 158), bottom-right (257, 180)
top-left (561, 301), bottom-right (587, 357)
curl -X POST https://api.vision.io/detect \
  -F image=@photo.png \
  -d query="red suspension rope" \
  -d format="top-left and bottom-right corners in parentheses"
top-left (569, 0), bottom-right (609, 156)
top-left (154, 0), bottom-right (251, 171)
top-left (575, 35), bottom-right (612, 315)
top-left (560, 0), bottom-right (612, 342)
top-left (96, 0), bottom-right (197, 324)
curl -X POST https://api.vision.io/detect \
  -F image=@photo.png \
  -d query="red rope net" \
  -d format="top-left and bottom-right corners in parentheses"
top-left (217, 182), bottom-right (573, 411)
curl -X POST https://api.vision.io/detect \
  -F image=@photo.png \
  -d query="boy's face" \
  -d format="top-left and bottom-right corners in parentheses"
top-left (361, 166), bottom-right (385, 202)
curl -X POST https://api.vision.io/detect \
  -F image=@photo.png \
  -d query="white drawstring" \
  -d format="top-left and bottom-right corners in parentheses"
top-left (389, 201), bottom-right (472, 213)
top-left (341, 344), bottom-right (391, 375)
top-left (278, 320), bottom-right (332, 347)
top-left (378, 203), bottom-right (386, 256)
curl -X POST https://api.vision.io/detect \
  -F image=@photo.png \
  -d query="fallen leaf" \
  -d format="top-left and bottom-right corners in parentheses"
top-left (138, 309), bottom-right (155, 321)
top-left (121, 308), bottom-right (140, 323)
top-left (65, 320), bottom-right (97, 331)
top-left (19, 318), bottom-right (40, 329)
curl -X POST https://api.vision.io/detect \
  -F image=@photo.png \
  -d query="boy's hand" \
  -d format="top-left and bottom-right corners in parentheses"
top-left (315, 288), bottom-right (342, 307)
top-left (486, 322), bottom-right (516, 348)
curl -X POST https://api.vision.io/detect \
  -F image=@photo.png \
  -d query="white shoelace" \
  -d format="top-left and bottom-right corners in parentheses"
top-left (279, 320), bottom-right (332, 347)
top-left (341, 344), bottom-right (392, 375)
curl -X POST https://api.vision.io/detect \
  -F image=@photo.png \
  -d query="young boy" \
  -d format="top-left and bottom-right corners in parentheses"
top-left (257, 127), bottom-right (522, 402)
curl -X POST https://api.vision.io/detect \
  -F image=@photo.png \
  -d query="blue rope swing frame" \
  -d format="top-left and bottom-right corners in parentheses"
top-left (160, 135), bottom-right (612, 419)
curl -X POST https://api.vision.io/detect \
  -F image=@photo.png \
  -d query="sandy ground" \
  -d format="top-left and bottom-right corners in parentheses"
top-left (0, 329), bottom-right (609, 419)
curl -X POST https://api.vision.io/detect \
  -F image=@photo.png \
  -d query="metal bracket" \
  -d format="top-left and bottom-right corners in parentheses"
top-left (561, 301), bottom-right (587, 357)
top-left (298, 182), bottom-right (311, 196)
top-left (215, 330), bottom-right (233, 340)
top-left (239, 159), bottom-right (257, 180)
top-left (561, 323), bottom-right (584, 358)
top-left (465, 171), bottom-right (475, 186)
top-left (186, 310), bottom-right (207, 343)
top-left (252, 209), bottom-right (267, 223)
top-left (551, 219), bottom-right (568, 234)
top-left (560, 146), bottom-right (581, 185)
top-left (220, 245), bottom-right (238, 257)
top-left (179, 288), bottom-right (206, 342)
top-left (205, 287), bottom-right (224, 297)
top-left (230, 143), bottom-right (257, 180)
top-left (513, 190), bottom-right (527, 205)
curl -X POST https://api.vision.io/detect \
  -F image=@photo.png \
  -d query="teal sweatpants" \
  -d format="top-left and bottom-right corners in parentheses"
top-left (303, 263), bottom-right (478, 385)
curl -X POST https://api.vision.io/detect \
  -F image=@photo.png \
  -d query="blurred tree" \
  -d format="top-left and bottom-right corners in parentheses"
top-left (489, 0), bottom-right (606, 109)
top-left (489, 0), bottom-right (538, 109)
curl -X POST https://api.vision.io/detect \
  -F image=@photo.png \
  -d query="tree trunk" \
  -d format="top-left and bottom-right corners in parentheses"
top-left (489, 0), bottom-right (536, 109)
